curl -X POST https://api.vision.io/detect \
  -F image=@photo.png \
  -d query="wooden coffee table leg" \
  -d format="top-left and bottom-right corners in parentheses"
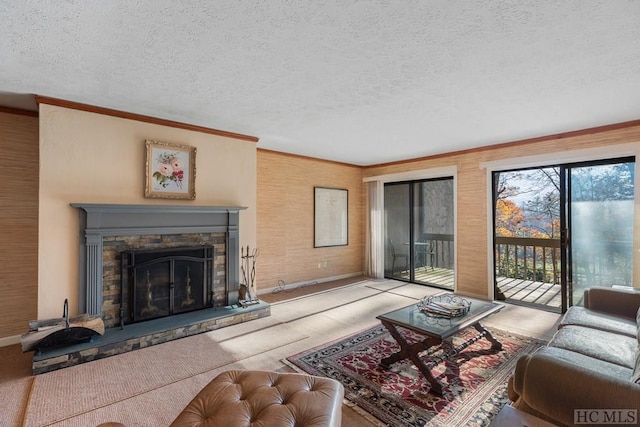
top-left (473, 323), bottom-right (502, 350)
top-left (379, 321), bottom-right (445, 395)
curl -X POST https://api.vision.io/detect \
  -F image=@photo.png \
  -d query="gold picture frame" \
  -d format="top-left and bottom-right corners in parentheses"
top-left (144, 140), bottom-right (196, 200)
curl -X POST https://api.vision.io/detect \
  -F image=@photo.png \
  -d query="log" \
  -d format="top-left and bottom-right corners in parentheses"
top-left (29, 318), bottom-right (64, 331)
top-left (29, 313), bottom-right (90, 331)
top-left (21, 316), bottom-right (105, 352)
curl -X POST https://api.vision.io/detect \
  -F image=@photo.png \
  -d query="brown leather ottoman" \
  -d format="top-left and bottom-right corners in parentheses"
top-left (170, 370), bottom-right (344, 427)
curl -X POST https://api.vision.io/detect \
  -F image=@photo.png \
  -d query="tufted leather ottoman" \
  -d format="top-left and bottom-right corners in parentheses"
top-left (169, 370), bottom-right (344, 427)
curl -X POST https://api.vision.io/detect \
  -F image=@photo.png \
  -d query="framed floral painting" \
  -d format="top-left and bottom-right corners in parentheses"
top-left (145, 140), bottom-right (196, 199)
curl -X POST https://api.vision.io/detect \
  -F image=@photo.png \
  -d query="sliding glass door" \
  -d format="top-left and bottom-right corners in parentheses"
top-left (493, 166), bottom-right (563, 311)
top-left (384, 178), bottom-right (454, 289)
top-left (493, 157), bottom-right (634, 312)
top-left (564, 159), bottom-right (635, 306)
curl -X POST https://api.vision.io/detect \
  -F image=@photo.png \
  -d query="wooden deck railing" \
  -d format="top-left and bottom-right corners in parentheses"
top-left (422, 233), bottom-right (454, 269)
top-left (406, 234), bottom-right (628, 288)
top-left (495, 236), bottom-right (561, 284)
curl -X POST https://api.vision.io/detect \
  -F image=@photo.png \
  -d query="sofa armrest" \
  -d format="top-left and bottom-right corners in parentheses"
top-left (512, 350), bottom-right (640, 426)
top-left (584, 287), bottom-right (640, 320)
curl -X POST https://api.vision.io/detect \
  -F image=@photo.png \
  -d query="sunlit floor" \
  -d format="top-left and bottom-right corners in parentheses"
top-left (390, 267), bottom-right (562, 312)
top-left (392, 267), bottom-right (454, 289)
top-left (497, 277), bottom-right (561, 311)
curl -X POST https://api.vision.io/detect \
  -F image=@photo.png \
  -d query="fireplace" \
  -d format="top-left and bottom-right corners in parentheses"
top-left (121, 246), bottom-right (214, 326)
top-left (32, 203), bottom-right (269, 375)
top-left (71, 204), bottom-right (245, 325)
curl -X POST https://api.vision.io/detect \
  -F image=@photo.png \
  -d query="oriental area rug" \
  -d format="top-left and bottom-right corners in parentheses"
top-left (286, 324), bottom-right (544, 427)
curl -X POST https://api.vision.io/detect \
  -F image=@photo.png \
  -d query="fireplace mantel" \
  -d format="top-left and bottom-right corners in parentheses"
top-left (71, 203), bottom-right (247, 316)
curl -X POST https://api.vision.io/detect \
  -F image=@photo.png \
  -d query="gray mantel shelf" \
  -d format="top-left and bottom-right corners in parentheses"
top-left (71, 203), bottom-right (248, 213)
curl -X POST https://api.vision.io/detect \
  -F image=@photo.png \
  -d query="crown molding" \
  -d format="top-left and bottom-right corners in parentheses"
top-left (0, 105), bottom-right (38, 117)
top-left (364, 119), bottom-right (640, 169)
top-left (257, 148), bottom-right (360, 168)
top-left (35, 95), bottom-right (258, 143)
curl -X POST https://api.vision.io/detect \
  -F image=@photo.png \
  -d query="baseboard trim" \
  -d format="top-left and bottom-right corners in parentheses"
top-left (258, 272), bottom-right (364, 295)
top-left (0, 334), bottom-right (21, 347)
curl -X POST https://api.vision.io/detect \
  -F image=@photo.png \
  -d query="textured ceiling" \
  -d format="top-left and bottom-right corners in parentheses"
top-left (1, 1), bottom-right (639, 165)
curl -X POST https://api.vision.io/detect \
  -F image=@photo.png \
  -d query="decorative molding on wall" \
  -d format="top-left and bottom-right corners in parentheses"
top-left (364, 119), bottom-right (640, 169)
top-left (35, 95), bottom-right (259, 142)
top-left (0, 105), bottom-right (38, 117)
top-left (71, 203), bottom-right (247, 316)
top-left (479, 142), bottom-right (640, 171)
top-left (257, 148), bottom-right (360, 168)
top-left (363, 165), bottom-right (457, 183)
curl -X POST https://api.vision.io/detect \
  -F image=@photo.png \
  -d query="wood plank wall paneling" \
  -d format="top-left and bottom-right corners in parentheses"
top-left (0, 111), bottom-right (39, 337)
top-left (363, 125), bottom-right (640, 298)
top-left (257, 149), bottom-right (364, 289)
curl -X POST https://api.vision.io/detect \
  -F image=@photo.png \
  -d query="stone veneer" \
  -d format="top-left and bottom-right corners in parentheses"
top-left (102, 232), bottom-right (227, 328)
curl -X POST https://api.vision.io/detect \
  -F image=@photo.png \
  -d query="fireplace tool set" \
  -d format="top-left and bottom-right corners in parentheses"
top-left (239, 245), bottom-right (260, 307)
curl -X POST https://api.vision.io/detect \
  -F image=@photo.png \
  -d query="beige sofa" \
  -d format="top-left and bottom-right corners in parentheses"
top-left (509, 287), bottom-right (640, 426)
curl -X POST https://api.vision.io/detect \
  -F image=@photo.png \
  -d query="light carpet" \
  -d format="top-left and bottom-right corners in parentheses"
top-left (0, 343), bottom-right (33, 427)
top-left (286, 324), bottom-right (544, 427)
top-left (24, 319), bottom-right (307, 427)
top-left (0, 377), bottom-right (33, 427)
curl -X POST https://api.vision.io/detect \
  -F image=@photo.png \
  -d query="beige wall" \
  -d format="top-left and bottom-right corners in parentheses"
top-left (0, 111), bottom-right (39, 339)
top-left (38, 104), bottom-right (257, 319)
top-left (363, 126), bottom-right (640, 298)
top-left (257, 150), bottom-right (364, 289)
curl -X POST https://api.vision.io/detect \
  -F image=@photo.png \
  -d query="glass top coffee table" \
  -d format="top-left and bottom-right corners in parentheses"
top-left (376, 295), bottom-right (504, 395)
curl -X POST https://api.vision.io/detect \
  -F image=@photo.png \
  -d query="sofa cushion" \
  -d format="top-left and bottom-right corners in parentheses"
top-left (560, 306), bottom-right (637, 338)
top-left (534, 346), bottom-right (633, 382)
top-left (584, 286), bottom-right (640, 319)
top-left (549, 325), bottom-right (637, 369)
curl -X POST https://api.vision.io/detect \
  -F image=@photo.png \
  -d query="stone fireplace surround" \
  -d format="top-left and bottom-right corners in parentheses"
top-left (31, 204), bottom-right (270, 374)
